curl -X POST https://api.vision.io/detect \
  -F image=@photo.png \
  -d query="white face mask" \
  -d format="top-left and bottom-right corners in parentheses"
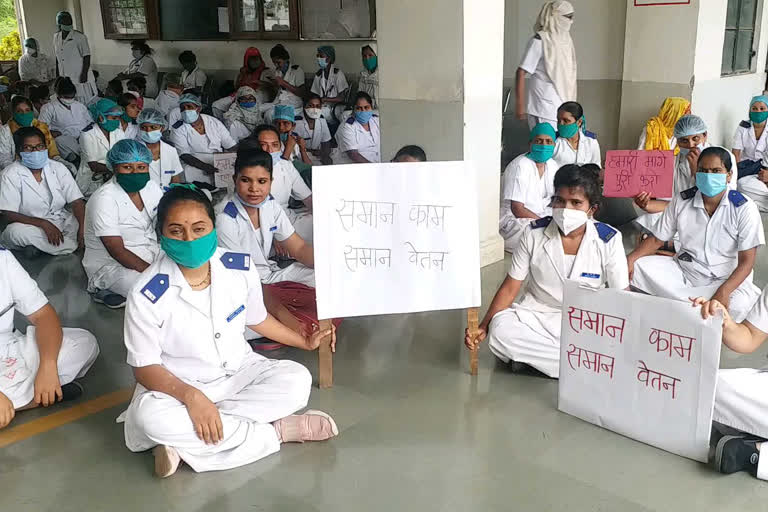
top-left (552, 208), bottom-right (588, 235)
top-left (304, 107), bottom-right (321, 120)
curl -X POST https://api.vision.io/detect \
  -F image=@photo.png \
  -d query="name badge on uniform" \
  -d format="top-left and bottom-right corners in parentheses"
top-left (226, 304), bottom-right (245, 322)
top-left (580, 272), bottom-right (600, 279)
top-left (270, 226), bottom-right (278, 232)
top-left (678, 252), bottom-right (693, 262)
top-left (164, 170), bottom-right (176, 174)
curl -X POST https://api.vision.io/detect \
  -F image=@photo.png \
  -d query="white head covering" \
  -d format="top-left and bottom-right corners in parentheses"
top-left (534, 0), bottom-right (577, 102)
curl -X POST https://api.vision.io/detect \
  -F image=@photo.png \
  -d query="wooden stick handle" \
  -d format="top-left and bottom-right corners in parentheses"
top-left (318, 319), bottom-right (333, 388)
top-left (467, 308), bottom-right (479, 376)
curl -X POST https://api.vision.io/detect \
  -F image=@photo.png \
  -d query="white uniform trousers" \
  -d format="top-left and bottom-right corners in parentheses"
top-left (262, 262), bottom-right (315, 288)
top-left (738, 175), bottom-right (768, 212)
top-left (287, 209), bottom-right (313, 243)
top-left (0, 214), bottom-right (79, 255)
top-left (487, 305), bottom-right (561, 378)
top-left (632, 255), bottom-right (760, 323)
top-left (88, 265), bottom-right (142, 297)
top-left (0, 327), bottom-right (99, 409)
top-left (714, 368), bottom-right (768, 480)
top-left (527, 115), bottom-right (557, 131)
top-left (122, 357), bottom-right (311, 472)
top-left (499, 213), bottom-right (528, 253)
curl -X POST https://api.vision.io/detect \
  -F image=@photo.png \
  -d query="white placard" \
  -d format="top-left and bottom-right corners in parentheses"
top-left (213, 152), bottom-right (237, 193)
top-left (558, 281), bottom-right (722, 462)
top-left (313, 162), bottom-right (481, 319)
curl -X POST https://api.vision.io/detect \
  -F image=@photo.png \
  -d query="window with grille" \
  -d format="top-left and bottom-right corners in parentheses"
top-left (722, 0), bottom-right (759, 76)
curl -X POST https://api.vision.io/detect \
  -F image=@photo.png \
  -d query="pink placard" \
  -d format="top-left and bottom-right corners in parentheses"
top-left (603, 150), bottom-right (674, 198)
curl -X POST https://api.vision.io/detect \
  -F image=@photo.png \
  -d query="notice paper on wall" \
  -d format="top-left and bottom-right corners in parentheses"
top-left (558, 280), bottom-right (722, 462)
top-left (602, 150), bottom-right (675, 198)
top-left (313, 162), bottom-right (481, 320)
top-left (213, 152), bottom-right (237, 192)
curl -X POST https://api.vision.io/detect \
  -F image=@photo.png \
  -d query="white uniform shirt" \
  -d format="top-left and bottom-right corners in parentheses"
top-left (519, 36), bottom-right (562, 122)
top-left (651, 188), bottom-right (765, 283)
top-left (78, 124), bottom-right (127, 169)
top-left (294, 116), bottom-right (332, 151)
top-left (275, 64), bottom-right (305, 109)
top-left (359, 68), bottom-right (378, 108)
top-left (181, 66), bottom-right (207, 91)
top-left (0, 160), bottom-right (82, 224)
top-left (156, 90), bottom-right (180, 118)
top-left (83, 178), bottom-right (163, 276)
top-left (124, 122), bottom-right (139, 141)
top-left (145, 140), bottom-right (183, 187)
top-left (311, 66), bottom-right (349, 118)
top-left (19, 52), bottom-right (55, 82)
top-left (552, 132), bottom-right (601, 168)
top-left (168, 107), bottom-right (182, 127)
top-left (215, 195), bottom-right (295, 281)
top-left (0, 249), bottom-right (48, 345)
top-left (38, 98), bottom-right (92, 138)
top-left (124, 55), bottom-right (159, 97)
top-left (336, 115), bottom-right (381, 163)
top-left (508, 218), bottom-right (629, 312)
top-left (732, 121), bottom-right (768, 162)
top-left (53, 30), bottom-right (95, 84)
top-left (746, 286), bottom-right (768, 333)
top-left (501, 153), bottom-right (559, 218)
top-left (123, 248), bottom-right (268, 383)
top-left (271, 159), bottom-right (312, 210)
top-left (0, 124), bottom-right (15, 169)
top-left (170, 114), bottom-right (237, 183)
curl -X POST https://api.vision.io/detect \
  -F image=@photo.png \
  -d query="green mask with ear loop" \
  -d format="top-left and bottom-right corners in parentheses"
top-left (161, 229), bottom-right (218, 269)
top-left (115, 172), bottom-right (150, 193)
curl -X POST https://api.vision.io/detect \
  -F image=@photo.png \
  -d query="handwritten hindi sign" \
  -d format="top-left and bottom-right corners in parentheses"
top-left (558, 281), bottom-right (722, 462)
top-left (602, 150), bottom-right (674, 198)
top-left (213, 152), bottom-right (237, 192)
top-left (313, 162), bottom-right (481, 319)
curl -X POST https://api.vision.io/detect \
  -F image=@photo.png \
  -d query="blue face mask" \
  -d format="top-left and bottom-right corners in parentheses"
top-left (182, 109), bottom-right (199, 124)
top-left (161, 229), bottom-right (218, 269)
top-left (239, 101), bottom-right (257, 109)
top-left (140, 129), bottom-right (163, 144)
top-left (317, 57), bottom-right (328, 69)
top-left (279, 132), bottom-right (288, 142)
top-left (696, 172), bottom-right (728, 197)
top-left (236, 192), bottom-right (269, 208)
top-left (355, 111), bottom-right (374, 124)
top-left (270, 151), bottom-right (282, 165)
top-left (20, 149), bottom-right (48, 169)
top-left (528, 144), bottom-right (555, 163)
top-left (678, 143), bottom-right (705, 156)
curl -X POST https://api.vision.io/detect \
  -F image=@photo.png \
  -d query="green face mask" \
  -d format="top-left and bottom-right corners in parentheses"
top-left (161, 229), bottom-right (218, 269)
top-left (557, 122), bottom-right (580, 139)
top-left (100, 118), bottom-right (120, 133)
top-left (115, 172), bottom-right (150, 193)
top-left (750, 110), bottom-right (768, 124)
top-left (13, 112), bottom-right (34, 127)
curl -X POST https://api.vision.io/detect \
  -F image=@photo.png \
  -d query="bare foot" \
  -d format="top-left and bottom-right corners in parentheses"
top-left (153, 445), bottom-right (181, 478)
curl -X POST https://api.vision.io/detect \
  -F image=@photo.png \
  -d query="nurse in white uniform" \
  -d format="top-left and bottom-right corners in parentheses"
top-left (467, 164), bottom-right (628, 378)
top-left (76, 98), bottom-right (127, 197)
top-left (118, 93), bottom-right (141, 141)
top-left (38, 78), bottom-right (92, 162)
top-left (52, 11), bottom-right (97, 104)
top-left (274, 105), bottom-right (312, 165)
top-left (84, 140), bottom-right (163, 308)
top-left (335, 92), bottom-right (380, 164)
top-left (732, 95), bottom-right (768, 171)
top-left (119, 185), bottom-right (338, 478)
top-left (216, 149), bottom-right (315, 288)
top-left (261, 44), bottom-right (306, 124)
top-left (179, 51), bottom-right (207, 94)
top-left (294, 94), bottom-right (333, 166)
top-left (115, 41), bottom-right (159, 99)
top-left (0, 127), bottom-right (85, 256)
top-left (515, 1), bottom-right (577, 129)
top-left (552, 101), bottom-right (601, 168)
top-left (170, 93), bottom-right (238, 186)
top-left (499, 122), bottom-right (559, 253)
top-left (629, 146), bottom-right (764, 322)
top-left (136, 108), bottom-right (183, 187)
top-left (0, 247), bottom-right (99, 430)
top-left (359, 44), bottom-right (379, 109)
top-left (310, 46), bottom-right (349, 124)
top-left (250, 126), bottom-right (314, 241)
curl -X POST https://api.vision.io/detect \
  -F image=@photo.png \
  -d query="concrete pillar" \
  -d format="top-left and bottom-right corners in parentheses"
top-left (378, 0), bottom-right (504, 266)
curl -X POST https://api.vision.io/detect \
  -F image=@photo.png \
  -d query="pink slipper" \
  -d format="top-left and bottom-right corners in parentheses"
top-left (274, 410), bottom-right (339, 443)
top-left (153, 445), bottom-right (181, 478)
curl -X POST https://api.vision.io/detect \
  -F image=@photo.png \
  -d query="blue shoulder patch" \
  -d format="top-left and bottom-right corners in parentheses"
top-left (315, 69), bottom-right (323, 77)
top-left (740, 120), bottom-right (752, 129)
top-left (172, 119), bottom-right (184, 129)
top-left (372, 113), bottom-right (379, 118)
top-left (680, 186), bottom-right (698, 200)
top-left (594, 222), bottom-right (617, 243)
top-left (223, 201), bottom-right (238, 218)
top-left (0, 245), bottom-right (5, 250)
top-left (220, 252), bottom-right (250, 270)
top-left (346, 116), bottom-right (355, 125)
top-left (82, 123), bottom-right (94, 132)
top-left (729, 190), bottom-right (748, 207)
top-left (294, 115), bottom-right (303, 121)
top-left (333, 67), bottom-right (340, 74)
top-left (140, 273), bottom-right (169, 304)
top-left (584, 130), bottom-right (597, 139)
top-left (291, 64), bottom-right (299, 70)
top-left (531, 216), bottom-right (552, 229)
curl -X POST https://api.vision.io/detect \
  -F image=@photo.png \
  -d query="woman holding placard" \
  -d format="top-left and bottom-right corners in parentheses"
top-left (499, 123), bottom-right (559, 253)
top-left (469, 164), bottom-right (629, 378)
top-left (552, 102), bottom-right (601, 168)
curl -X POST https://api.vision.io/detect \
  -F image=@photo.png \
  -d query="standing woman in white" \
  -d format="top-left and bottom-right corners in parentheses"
top-left (120, 185), bottom-right (338, 478)
top-left (0, 248), bottom-right (99, 430)
top-left (515, 1), bottom-right (577, 130)
top-left (468, 165), bottom-right (628, 378)
top-left (83, 140), bottom-right (164, 308)
top-left (499, 122), bottom-right (559, 253)
top-left (0, 127), bottom-right (85, 257)
top-left (552, 101), bottom-right (601, 168)
top-left (52, 11), bottom-right (97, 104)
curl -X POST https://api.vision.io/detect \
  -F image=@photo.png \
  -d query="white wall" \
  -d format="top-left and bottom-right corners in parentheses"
top-left (18, 0), bottom-right (69, 56)
top-left (691, 0), bottom-right (768, 146)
